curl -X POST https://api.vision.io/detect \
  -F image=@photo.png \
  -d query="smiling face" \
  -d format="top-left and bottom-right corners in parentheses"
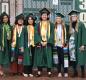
top-left (3, 15), bottom-right (9, 23)
top-left (18, 19), bottom-right (24, 25)
top-left (71, 15), bottom-right (78, 22)
top-left (56, 16), bottom-right (62, 24)
top-left (28, 17), bottom-right (34, 25)
top-left (41, 13), bottom-right (49, 21)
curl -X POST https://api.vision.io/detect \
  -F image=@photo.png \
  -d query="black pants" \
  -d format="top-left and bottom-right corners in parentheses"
top-left (23, 46), bottom-right (35, 74)
top-left (80, 65), bottom-right (85, 76)
top-left (38, 66), bottom-right (51, 72)
top-left (70, 61), bottom-right (77, 75)
top-left (24, 66), bottom-right (32, 74)
top-left (57, 46), bottom-right (68, 73)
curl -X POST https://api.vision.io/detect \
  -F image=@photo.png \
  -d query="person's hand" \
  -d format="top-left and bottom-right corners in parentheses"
top-left (41, 41), bottom-right (47, 46)
top-left (62, 43), bottom-right (65, 47)
top-left (19, 47), bottom-right (24, 52)
top-left (79, 45), bottom-right (85, 51)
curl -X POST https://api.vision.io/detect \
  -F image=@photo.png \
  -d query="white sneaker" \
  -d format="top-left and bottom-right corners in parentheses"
top-left (48, 72), bottom-right (52, 75)
top-left (0, 71), bottom-right (4, 76)
top-left (23, 73), bottom-right (28, 77)
top-left (64, 73), bottom-right (68, 78)
top-left (58, 73), bottom-right (62, 78)
top-left (38, 71), bottom-right (41, 75)
top-left (29, 74), bottom-right (33, 77)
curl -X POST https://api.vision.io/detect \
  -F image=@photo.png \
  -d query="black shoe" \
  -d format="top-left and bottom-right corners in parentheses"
top-left (81, 72), bottom-right (85, 78)
top-left (36, 74), bottom-right (41, 77)
top-left (36, 71), bottom-right (41, 77)
top-left (72, 72), bottom-right (78, 77)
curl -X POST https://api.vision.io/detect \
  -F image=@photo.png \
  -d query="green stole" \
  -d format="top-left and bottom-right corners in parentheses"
top-left (2, 23), bottom-right (11, 48)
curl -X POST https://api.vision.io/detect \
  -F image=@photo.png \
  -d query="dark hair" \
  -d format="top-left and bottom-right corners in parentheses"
top-left (25, 14), bottom-right (36, 26)
top-left (1, 12), bottom-right (10, 25)
top-left (40, 13), bottom-right (49, 21)
top-left (15, 18), bottom-right (25, 25)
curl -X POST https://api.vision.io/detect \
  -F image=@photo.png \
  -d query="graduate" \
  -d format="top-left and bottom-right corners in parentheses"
top-left (11, 14), bottom-right (24, 75)
top-left (75, 12), bottom-right (86, 78)
top-left (34, 8), bottom-right (54, 77)
top-left (23, 13), bottom-right (36, 77)
top-left (54, 13), bottom-right (68, 77)
top-left (68, 10), bottom-right (80, 77)
top-left (0, 12), bottom-right (12, 76)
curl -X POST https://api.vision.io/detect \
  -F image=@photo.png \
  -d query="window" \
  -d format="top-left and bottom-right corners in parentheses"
top-left (2, 3), bottom-right (9, 14)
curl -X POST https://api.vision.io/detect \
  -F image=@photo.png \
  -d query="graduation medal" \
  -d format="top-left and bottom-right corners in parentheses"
top-left (17, 26), bottom-right (22, 37)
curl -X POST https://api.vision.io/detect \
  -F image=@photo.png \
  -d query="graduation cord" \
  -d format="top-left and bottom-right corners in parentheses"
top-left (40, 21), bottom-right (50, 42)
top-left (2, 24), bottom-right (11, 48)
top-left (27, 25), bottom-right (34, 47)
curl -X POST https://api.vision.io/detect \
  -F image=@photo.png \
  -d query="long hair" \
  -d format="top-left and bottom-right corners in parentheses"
top-left (54, 18), bottom-right (66, 45)
top-left (25, 15), bottom-right (36, 26)
top-left (1, 13), bottom-right (10, 25)
top-left (55, 19), bottom-right (65, 33)
top-left (15, 18), bottom-right (25, 25)
top-left (40, 14), bottom-right (49, 21)
top-left (69, 16), bottom-right (78, 34)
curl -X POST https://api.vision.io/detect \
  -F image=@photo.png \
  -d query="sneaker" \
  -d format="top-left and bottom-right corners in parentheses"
top-left (58, 73), bottom-right (62, 78)
top-left (0, 71), bottom-right (5, 76)
top-left (64, 73), bottom-right (68, 78)
top-left (81, 72), bottom-right (85, 78)
top-left (23, 73), bottom-right (28, 77)
top-left (48, 72), bottom-right (52, 77)
top-left (29, 74), bottom-right (33, 77)
top-left (72, 72), bottom-right (78, 77)
top-left (36, 71), bottom-right (41, 77)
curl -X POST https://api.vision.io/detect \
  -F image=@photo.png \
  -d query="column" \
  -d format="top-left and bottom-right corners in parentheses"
top-left (16, 0), bottom-right (23, 15)
top-left (10, 0), bottom-right (16, 25)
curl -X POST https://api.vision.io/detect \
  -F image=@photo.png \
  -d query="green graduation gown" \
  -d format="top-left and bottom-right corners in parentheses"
top-left (77, 22), bottom-right (86, 65)
top-left (13, 27), bottom-right (24, 62)
top-left (67, 24), bottom-right (78, 65)
top-left (23, 25), bottom-right (36, 66)
top-left (0, 24), bottom-right (12, 67)
top-left (10, 26), bottom-right (24, 74)
top-left (69, 30), bottom-right (78, 62)
top-left (34, 22), bottom-right (54, 68)
top-left (65, 24), bottom-right (69, 43)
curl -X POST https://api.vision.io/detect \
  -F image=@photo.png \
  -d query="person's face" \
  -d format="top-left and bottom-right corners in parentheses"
top-left (18, 19), bottom-right (24, 25)
top-left (41, 13), bottom-right (48, 21)
top-left (3, 15), bottom-right (8, 23)
top-left (56, 17), bottom-right (62, 24)
top-left (71, 15), bottom-right (78, 22)
top-left (28, 17), bottom-right (34, 25)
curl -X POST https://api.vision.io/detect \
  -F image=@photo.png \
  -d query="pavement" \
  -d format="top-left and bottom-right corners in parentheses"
top-left (0, 68), bottom-right (86, 80)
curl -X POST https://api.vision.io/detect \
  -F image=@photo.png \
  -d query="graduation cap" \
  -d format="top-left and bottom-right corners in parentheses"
top-left (39, 8), bottom-right (50, 15)
top-left (1, 12), bottom-right (9, 18)
top-left (56, 13), bottom-right (64, 18)
top-left (26, 13), bottom-right (37, 20)
top-left (68, 10), bottom-right (80, 16)
top-left (16, 13), bottom-right (24, 20)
